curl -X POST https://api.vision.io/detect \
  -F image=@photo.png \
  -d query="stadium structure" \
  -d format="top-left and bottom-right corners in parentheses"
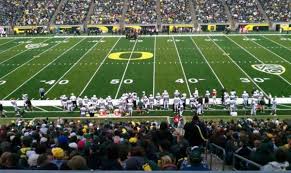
top-left (0, 0), bottom-right (290, 172)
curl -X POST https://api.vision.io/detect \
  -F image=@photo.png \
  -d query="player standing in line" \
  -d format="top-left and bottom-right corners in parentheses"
top-left (193, 88), bottom-right (199, 99)
top-left (155, 93), bottom-right (162, 109)
top-left (83, 96), bottom-right (89, 107)
top-left (204, 90), bottom-right (210, 109)
top-left (189, 95), bottom-right (196, 112)
top-left (162, 90), bottom-right (169, 109)
top-left (66, 98), bottom-right (73, 112)
top-left (212, 89), bottom-right (217, 105)
top-left (0, 102), bottom-right (5, 117)
top-left (181, 93), bottom-right (187, 109)
top-left (11, 99), bottom-right (20, 116)
top-left (149, 94), bottom-right (155, 110)
top-left (70, 93), bottom-right (77, 109)
top-left (251, 98), bottom-right (258, 116)
top-left (127, 100), bottom-right (133, 116)
top-left (271, 97), bottom-right (277, 116)
top-left (60, 95), bottom-right (68, 110)
top-left (229, 99), bottom-right (237, 113)
top-left (77, 96), bottom-right (83, 107)
top-left (80, 106), bottom-right (87, 117)
top-left (106, 96), bottom-right (114, 112)
top-left (242, 91), bottom-right (249, 109)
top-left (173, 96), bottom-right (180, 113)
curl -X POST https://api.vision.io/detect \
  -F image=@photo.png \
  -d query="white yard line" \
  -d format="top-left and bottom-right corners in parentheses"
top-left (3, 38), bottom-right (86, 99)
top-left (0, 39), bottom-right (31, 55)
top-left (152, 35), bottom-right (157, 96)
top-left (212, 36), bottom-right (268, 96)
top-left (250, 37), bottom-right (291, 64)
top-left (114, 39), bottom-right (138, 99)
top-left (0, 38), bottom-right (52, 65)
top-left (0, 38), bottom-right (65, 80)
top-left (226, 36), bottom-right (291, 86)
top-left (190, 36), bottom-right (225, 88)
top-left (0, 39), bottom-right (15, 46)
top-left (172, 36), bottom-right (192, 96)
top-left (34, 106), bottom-right (48, 112)
top-left (45, 38), bottom-right (104, 95)
top-left (262, 36), bottom-right (291, 51)
top-left (79, 37), bottom-right (122, 96)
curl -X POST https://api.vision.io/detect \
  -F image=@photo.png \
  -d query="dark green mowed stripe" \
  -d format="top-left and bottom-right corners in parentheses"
top-left (117, 37), bottom-right (154, 97)
top-left (175, 36), bottom-right (222, 94)
top-left (0, 38), bottom-right (80, 99)
top-left (155, 37), bottom-right (188, 97)
top-left (4, 38), bottom-right (91, 99)
top-left (192, 36), bottom-right (254, 94)
top-left (47, 37), bottom-right (119, 97)
top-left (229, 36), bottom-right (291, 96)
top-left (81, 38), bottom-right (135, 98)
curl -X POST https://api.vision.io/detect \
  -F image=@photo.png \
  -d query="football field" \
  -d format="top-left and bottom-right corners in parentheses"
top-left (0, 34), bottom-right (291, 100)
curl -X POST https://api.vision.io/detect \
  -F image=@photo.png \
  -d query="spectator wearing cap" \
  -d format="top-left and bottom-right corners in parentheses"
top-left (50, 147), bottom-right (68, 170)
top-left (179, 146), bottom-right (209, 170)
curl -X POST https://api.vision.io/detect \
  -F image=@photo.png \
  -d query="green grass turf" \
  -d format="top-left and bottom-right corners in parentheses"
top-left (0, 34), bottom-right (290, 102)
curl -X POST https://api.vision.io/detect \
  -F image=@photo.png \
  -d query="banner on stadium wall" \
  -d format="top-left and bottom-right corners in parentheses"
top-left (125, 26), bottom-right (142, 30)
top-left (14, 26), bottom-right (35, 34)
top-left (87, 25), bottom-right (119, 33)
top-left (169, 25), bottom-right (193, 32)
top-left (207, 25), bottom-right (217, 31)
top-left (243, 24), bottom-right (269, 31)
top-left (280, 24), bottom-right (291, 31)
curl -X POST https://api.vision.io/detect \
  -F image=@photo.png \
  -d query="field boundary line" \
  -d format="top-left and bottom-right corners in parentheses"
top-left (153, 35), bottom-right (157, 96)
top-left (45, 38), bottom-right (104, 95)
top-left (0, 38), bottom-right (38, 64)
top-left (0, 38), bottom-right (65, 80)
top-left (0, 39), bottom-right (15, 46)
top-left (3, 38), bottom-right (86, 99)
top-left (262, 36), bottom-right (291, 51)
top-left (212, 36), bottom-right (268, 96)
top-left (34, 106), bottom-right (48, 112)
top-left (114, 39), bottom-right (138, 99)
top-left (190, 36), bottom-right (225, 88)
top-left (79, 37), bottom-right (122, 96)
top-left (250, 37), bottom-right (291, 64)
top-left (0, 38), bottom-right (34, 55)
top-left (172, 36), bottom-right (192, 96)
top-left (226, 36), bottom-right (291, 86)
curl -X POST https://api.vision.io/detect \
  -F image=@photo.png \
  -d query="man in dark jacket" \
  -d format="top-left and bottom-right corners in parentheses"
top-left (184, 115), bottom-right (207, 147)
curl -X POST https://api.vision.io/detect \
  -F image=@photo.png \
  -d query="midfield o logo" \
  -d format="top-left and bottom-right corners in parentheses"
top-left (251, 64), bottom-right (285, 75)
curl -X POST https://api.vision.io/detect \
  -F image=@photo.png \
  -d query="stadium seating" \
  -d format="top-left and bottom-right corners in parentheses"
top-left (259, 0), bottom-right (290, 22)
top-left (160, 0), bottom-right (192, 24)
top-left (125, 0), bottom-right (157, 24)
top-left (90, 0), bottom-right (123, 25)
top-left (194, 0), bottom-right (228, 23)
top-left (55, 0), bottom-right (90, 25)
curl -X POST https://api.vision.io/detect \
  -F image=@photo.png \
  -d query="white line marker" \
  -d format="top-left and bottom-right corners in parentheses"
top-left (262, 36), bottom-right (291, 51)
top-left (153, 36), bottom-right (156, 96)
top-left (172, 36), bottom-right (191, 96)
top-left (114, 39), bottom-right (138, 99)
top-left (3, 38), bottom-right (85, 99)
top-left (45, 38), bottom-right (104, 95)
top-left (190, 37), bottom-right (224, 88)
top-left (79, 37), bottom-right (121, 96)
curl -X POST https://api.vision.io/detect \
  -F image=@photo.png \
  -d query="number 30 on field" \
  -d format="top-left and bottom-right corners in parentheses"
top-left (110, 79), bottom-right (133, 84)
top-left (40, 80), bottom-right (69, 85)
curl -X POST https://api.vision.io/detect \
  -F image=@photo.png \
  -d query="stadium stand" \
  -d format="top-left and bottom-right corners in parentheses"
top-left (0, 1), bottom-right (21, 26)
top-left (259, 0), bottom-right (291, 22)
top-left (194, 0), bottom-right (229, 23)
top-left (226, 0), bottom-right (266, 23)
top-left (125, 0), bottom-right (157, 24)
top-left (90, 0), bottom-right (124, 25)
top-left (160, 0), bottom-right (192, 24)
top-left (15, 0), bottom-right (60, 26)
top-left (55, 0), bottom-right (90, 25)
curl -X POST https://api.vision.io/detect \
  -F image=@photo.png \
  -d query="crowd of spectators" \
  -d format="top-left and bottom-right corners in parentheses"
top-left (260, 0), bottom-right (290, 22)
top-left (15, 0), bottom-right (60, 26)
top-left (125, 0), bottom-right (157, 24)
top-left (55, 0), bottom-right (91, 25)
top-left (160, 0), bottom-right (192, 24)
top-left (194, 0), bottom-right (228, 23)
top-left (0, 1), bottom-right (23, 26)
top-left (0, 116), bottom-right (210, 170)
top-left (90, 0), bottom-right (124, 25)
top-left (227, 0), bottom-right (265, 23)
top-left (0, 115), bottom-right (291, 171)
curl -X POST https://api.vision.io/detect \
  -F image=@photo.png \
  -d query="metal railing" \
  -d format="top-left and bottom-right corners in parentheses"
top-left (209, 143), bottom-right (226, 171)
top-left (232, 153), bottom-right (262, 171)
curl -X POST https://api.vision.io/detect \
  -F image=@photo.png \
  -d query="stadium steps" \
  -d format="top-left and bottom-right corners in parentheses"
top-left (120, 0), bottom-right (129, 29)
top-left (255, 0), bottom-right (271, 26)
top-left (50, 0), bottom-right (67, 26)
top-left (156, 0), bottom-right (162, 28)
top-left (221, 0), bottom-right (235, 30)
top-left (189, 0), bottom-right (198, 28)
top-left (84, 0), bottom-right (96, 30)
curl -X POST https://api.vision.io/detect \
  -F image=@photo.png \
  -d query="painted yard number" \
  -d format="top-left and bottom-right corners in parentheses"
top-left (240, 78), bottom-right (270, 83)
top-left (175, 78), bottom-right (205, 84)
top-left (110, 79), bottom-right (133, 85)
top-left (280, 38), bottom-right (291, 41)
top-left (40, 80), bottom-right (69, 85)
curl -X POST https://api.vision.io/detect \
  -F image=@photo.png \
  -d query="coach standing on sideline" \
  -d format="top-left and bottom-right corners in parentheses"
top-left (0, 102), bottom-right (5, 117)
top-left (184, 115), bottom-right (208, 147)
